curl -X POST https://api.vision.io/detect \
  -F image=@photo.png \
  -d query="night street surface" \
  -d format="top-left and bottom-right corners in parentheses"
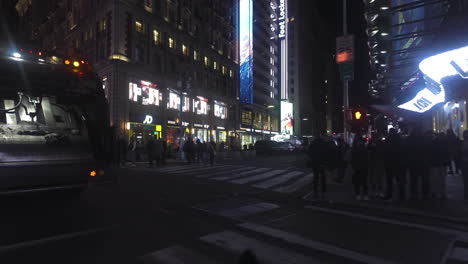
top-left (1, 153), bottom-right (467, 264)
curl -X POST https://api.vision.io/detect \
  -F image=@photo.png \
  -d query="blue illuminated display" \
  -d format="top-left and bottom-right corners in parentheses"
top-left (239, 0), bottom-right (253, 104)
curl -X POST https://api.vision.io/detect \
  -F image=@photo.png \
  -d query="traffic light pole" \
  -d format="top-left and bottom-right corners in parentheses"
top-left (342, 0), bottom-right (350, 144)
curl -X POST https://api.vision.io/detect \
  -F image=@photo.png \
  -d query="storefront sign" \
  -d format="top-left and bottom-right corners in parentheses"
top-left (167, 120), bottom-right (176, 125)
top-left (143, 115), bottom-right (153, 124)
top-left (194, 124), bottom-right (203, 128)
top-left (399, 45), bottom-right (468, 113)
top-left (182, 122), bottom-right (189, 127)
top-left (277, 0), bottom-right (286, 39)
top-left (129, 80), bottom-right (162, 106)
top-left (193, 96), bottom-right (209, 115)
top-left (398, 88), bottom-right (445, 113)
top-left (254, 129), bottom-right (263, 133)
top-left (203, 124), bottom-right (210, 128)
top-left (239, 0), bottom-right (253, 104)
top-left (217, 126), bottom-right (225, 130)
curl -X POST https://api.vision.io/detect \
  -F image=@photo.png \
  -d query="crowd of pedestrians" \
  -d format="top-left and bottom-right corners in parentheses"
top-left (307, 128), bottom-right (467, 202)
top-left (182, 137), bottom-right (217, 166)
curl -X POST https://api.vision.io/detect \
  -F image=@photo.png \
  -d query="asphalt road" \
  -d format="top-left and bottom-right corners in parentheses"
top-left (0, 153), bottom-right (465, 264)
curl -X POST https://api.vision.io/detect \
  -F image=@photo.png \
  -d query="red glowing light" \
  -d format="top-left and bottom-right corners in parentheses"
top-left (29, 50), bottom-right (33, 54)
top-left (336, 52), bottom-right (350, 63)
top-left (38, 52), bottom-right (42, 56)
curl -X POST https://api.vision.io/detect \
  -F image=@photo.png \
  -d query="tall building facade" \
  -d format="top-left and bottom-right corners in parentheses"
top-left (287, 0), bottom-right (335, 137)
top-left (239, 0), bottom-right (280, 147)
top-left (19, 0), bottom-right (239, 151)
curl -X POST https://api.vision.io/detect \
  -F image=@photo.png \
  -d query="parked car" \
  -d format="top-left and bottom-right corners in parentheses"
top-left (254, 140), bottom-right (274, 155)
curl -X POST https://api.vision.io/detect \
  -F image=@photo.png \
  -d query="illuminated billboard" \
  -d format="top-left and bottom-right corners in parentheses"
top-left (129, 80), bottom-right (162, 106)
top-left (239, 0), bottom-right (253, 104)
top-left (281, 101), bottom-right (293, 135)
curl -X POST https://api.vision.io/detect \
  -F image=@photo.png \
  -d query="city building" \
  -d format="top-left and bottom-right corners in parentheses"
top-left (17, 0), bottom-right (239, 152)
top-left (238, 0), bottom-right (280, 148)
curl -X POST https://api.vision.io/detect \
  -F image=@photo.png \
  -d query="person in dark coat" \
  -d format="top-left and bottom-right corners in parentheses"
top-left (383, 128), bottom-right (406, 201)
top-left (429, 133), bottom-right (449, 199)
top-left (406, 127), bottom-right (430, 199)
top-left (447, 129), bottom-right (461, 174)
top-left (183, 137), bottom-right (195, 164)
top-left (196, 138), bottom-right (203, 163)
top-left (146, 138), bottom-right (156, 167)
top-left (334, 137), bottom-right (349, 183)
top-left (307, 136), bottom-right (332, 199)
top-left (208, 140), bottom-right (217, 166)
top-left (351, 135), bottom-right (369, 200)
top-left (460, 130), bottom-right (468, 200)
top-left (368, 135), bottom-right (385, 198)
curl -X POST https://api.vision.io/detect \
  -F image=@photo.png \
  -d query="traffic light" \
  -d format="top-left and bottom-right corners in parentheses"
top-left (349, 108), bottom-right (368, 133)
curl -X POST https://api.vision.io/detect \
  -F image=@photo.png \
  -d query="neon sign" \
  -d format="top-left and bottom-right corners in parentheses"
top-left (277, 0), bottom-right (286, 39)
top-left (143, 115), bottom-right (153, 124)
top-left (399, 45), bottom-right (468, 113)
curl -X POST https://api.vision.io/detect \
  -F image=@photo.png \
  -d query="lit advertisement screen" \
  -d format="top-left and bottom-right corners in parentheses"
top-left (239, 0), bottom-right (253, 104)
top-left (281, 101), bottom-right (293, 135)
top-left (129, 81), bottom-right (162, 106)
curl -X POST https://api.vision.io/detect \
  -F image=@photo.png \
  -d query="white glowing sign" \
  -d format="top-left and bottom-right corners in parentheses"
top-left (143, 115), bottom-right (153, 124)
top-left (277, 0), bottom-right (286, 39)
top-left (398, 88), bottom-right (445, 113)
top-left (399, 45), bottom-right (468, 113)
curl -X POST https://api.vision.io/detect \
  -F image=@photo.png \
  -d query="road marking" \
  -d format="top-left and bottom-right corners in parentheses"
top-left (305, 205), bottom-right (468, 242)
top-left (0, 225), bottom-right (116, 253)
top-left (218, 202), bottom-right (279, 218)
top-left (231, 169), bottom-right (286, 184)
top-left (238, 223), bottom-right (395, 264)
top-left (274, 173), bottom-right (314, 193)
top-left (450, 246), bottom-right (468, 262)
top-left (211, 168), bottom-right (268, 181)
top-left (168, 165), bottom-right (232, 174)
top-left (200, 230), bottom-right (327, 264)
top-left (196, 166), bottom-right (252, 178)
top-left (141, 245), bottom-right (221, 264)
top-left (155, 165), bottom-right (200, 172)
top-left (253, 171), bottom-right (304, 189)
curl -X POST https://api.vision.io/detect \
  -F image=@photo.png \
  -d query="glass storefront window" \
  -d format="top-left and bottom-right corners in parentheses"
top-left (194, 128), bottom-right (208, 142)
top-left (193, 96), bottom-right (209, 115)
top-left (129, 80), bottom-right (162, 106)
top-left (241, 110), bottom-right (252, 126)
top-left (218, 131), bottom-right (227, 143)
top-left (168, 92), bottom-right (181, 110)
top-left (254, 112), bottom-right (263, 129)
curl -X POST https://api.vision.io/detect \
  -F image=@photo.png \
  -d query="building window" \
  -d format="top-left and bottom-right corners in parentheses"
top-left (213, 61), bottom-right (218, 70)
top-left (129, 80), bottom-right (162, 106)
top-left (193, 50), bottom-right (199, 61)
top-left (222, 66), bottom-right (226, 75)
top-left (270, 57), bottom-right (274, 65)
top-left (99, 19), bottom-right (106, 32)
top-left (144, 0), bottom-right (153, 12)
top-left (193, 96), bottom-right (209, 115)
top-left (204, 56), bottom-right (209, 67)
top-left (182, 44), bottom-right (189, 56)
top-left (270, 80), bottom-right (274, 87)
top-left (229, 69), bottom-right (234, 78)
top-left (168, 92), bottom-right (181, 110)
top-left (270, 91), bottom-right (274, 99)
top-left (214, 102), bottom-right (227, 119)
top-left (168, 37), bottom-right (175, 49)
top-left (182, 96), bottom-right (190, 112)
top-left (270, 45), bottom-right (274, 54)
top-left (153, 29), bottom-right (160, 45)
top-left (135, 21), bottom-right (144, 33)
top-left (270, 69), bottom-right (274, 76)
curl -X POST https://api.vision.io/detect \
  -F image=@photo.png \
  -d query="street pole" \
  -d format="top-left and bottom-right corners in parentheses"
top-left (342, 0), bottom-right (349, 144)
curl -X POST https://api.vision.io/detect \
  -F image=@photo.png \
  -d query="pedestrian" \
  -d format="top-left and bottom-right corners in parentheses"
top-left (127, 136), bottom-right (137, 167)
top-left (183, 137), bottom-right (195, 164)
top-left (306, 136), bottom-right (330, 199)
top-left (196, 138), bottom-right (203, 163)
top-left (153, 139), bottom-right (163, 166)
top-left (383, 128), bottom-right (406, 202)
top-left (460, 130), bottom-right (468, 200)
top-left (447, 129), bottom-right (461, 175)
top-left (161, 137), bottom-right (167, 165)
top-left (202, 142), bottom-right (209, 164)
top-left (208, 140), bottom-right (217, 166)
top-left (146, 137), bottom-right (156, 167)
top-left (351, 135), bottom-right (369, 200)
top-left (406, 127), bottom-right (430, 200)
top-left (367, 135), bottom-right (385, 198)
top-left (429, 133), bottom-right (449, 199)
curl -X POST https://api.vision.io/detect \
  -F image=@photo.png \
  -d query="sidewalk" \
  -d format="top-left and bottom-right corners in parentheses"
top-left (312, 169), bottom-right (468, 222)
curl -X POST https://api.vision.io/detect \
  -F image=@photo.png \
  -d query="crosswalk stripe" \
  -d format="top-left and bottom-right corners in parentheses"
top-left (200, 230), bottom-right (325, 264)
top-left (157, 165), bottom-right (229, 174)
top-left (212, 168), bottom-right (270, 181)
top-left (238, 223), bottom-right (395, 264)
top-left (140, 245), bottom-right (221, 264)
top-left (231, 169), bottom-right (287, 184)
top-left (196, 166), bottom-right (255, 178)
top-left (172, 165), bottom-right (233, 174)
top-left (155, 165), bottom-right (200, 172)
top-left (253, 171), bottom-right (304, 189)
top-left (274, 173), bottom-right (314, 193)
